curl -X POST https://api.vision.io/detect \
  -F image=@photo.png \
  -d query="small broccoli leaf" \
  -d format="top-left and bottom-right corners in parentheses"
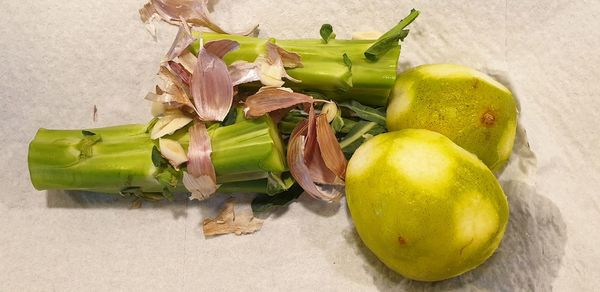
top-left (364, 30), bottom-right (409, 61)
top-left (162, 187), bottom-right (174, 202)
top-left (278, 109), bottom-right (307, 135)
top-left (331, 107), bottom-right (345, 132)
top-left (119, 186), bottom-right (166, 202)
top-left (76, 133), bottom-right (101, 159)
top-left (151, 145), bottom-right (168, 167)
top-left (338, 118), bottom-right (356, 134)
top-left (320, 24), bottom-right (336, 43)
top-left (221, 106), bottom-right (238, 126)
top-left (144, 117), bottom-right (159, 134)
top-left (120, 186), bottom-right (143, 197)
top-left (339, 121), bottom-right (386, 156)
top-left (339, 100), bottom-right (386, 126)
top-left (155, 167), bottom-right (179, 188)
top-left (266, 172), bottom-right (295, 195)
top-left (140, 192), bottom-right (165, 201)
top-left (364, 9), bottom-right (419, 61)
top-left (252, 183), bottom-right (304, 214)
top-left (342, 53), bottom-right (352, 71)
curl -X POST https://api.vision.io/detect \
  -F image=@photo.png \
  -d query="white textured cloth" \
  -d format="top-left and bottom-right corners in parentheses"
top-left (1, 1), bottom-right (599, 290)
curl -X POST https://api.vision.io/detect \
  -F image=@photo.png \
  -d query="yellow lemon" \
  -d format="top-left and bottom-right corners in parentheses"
top-left (345, 129), bottom-right (509, 281)
top-left (387, 64), bottom-right (517, 172)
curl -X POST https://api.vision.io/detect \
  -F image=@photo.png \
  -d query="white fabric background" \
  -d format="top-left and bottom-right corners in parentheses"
top-left (1, 0), bottom-right (599, 290)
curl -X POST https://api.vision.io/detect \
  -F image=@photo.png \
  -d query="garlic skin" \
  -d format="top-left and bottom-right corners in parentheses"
top-left (158, 138), bottom-right (188, 168)
top-left (185, 123), bottom-right (218, 200)
top-left (321, 102), bottom-right (338, 123)
top-left (151, 102), bottom-right (166, 117)
top-left (150, 112), bottom-right (193, 139)
top-left (183, 172), bottom-right (218, 201)
top-left (256, 56), bottom-right (286, 87)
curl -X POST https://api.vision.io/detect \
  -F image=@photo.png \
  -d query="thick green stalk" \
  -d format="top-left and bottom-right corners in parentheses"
top-left (277, 38), bottom-right (399, 106)
top-left (173, 115), bottom-right (287, 180)
top-left (29, 115), bottom-right (287, 196)
top-left (191, 33), bottom-right (400, 106)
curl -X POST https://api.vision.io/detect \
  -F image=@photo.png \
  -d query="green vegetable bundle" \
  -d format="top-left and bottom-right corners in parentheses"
top-left (28, 9), bottom-right (420, 206)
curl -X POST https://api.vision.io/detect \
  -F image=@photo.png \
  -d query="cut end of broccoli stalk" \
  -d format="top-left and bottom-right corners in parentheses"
top-left (29, 125), bottom-right (160, 194)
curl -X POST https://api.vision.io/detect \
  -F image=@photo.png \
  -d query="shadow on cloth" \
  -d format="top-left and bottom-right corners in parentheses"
top-left (46, 190), bottom-right (191, 219)
top-left (46, 189), bottom-right (189, 208)
top-left (342, 124), bottom-right (567, 291)
top-left (343, 180), bottom-right (566, 291)
top-left (46, 190), bottom-right (259, 221)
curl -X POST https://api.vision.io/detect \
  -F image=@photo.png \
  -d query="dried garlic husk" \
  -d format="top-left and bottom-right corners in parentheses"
top-left (150, 111), bottom-right (193, 139)
top-left (158, 138), bottom-right (188, 168)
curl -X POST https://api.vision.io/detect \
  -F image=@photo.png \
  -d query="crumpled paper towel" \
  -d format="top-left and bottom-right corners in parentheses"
top-left (2, 0), bottom-right (599, 291)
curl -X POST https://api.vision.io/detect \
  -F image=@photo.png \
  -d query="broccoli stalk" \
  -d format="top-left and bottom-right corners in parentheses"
top-left (28, 114), bottom-right (290, 200)
top-left (190, 32), bottom-right (401, 106)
